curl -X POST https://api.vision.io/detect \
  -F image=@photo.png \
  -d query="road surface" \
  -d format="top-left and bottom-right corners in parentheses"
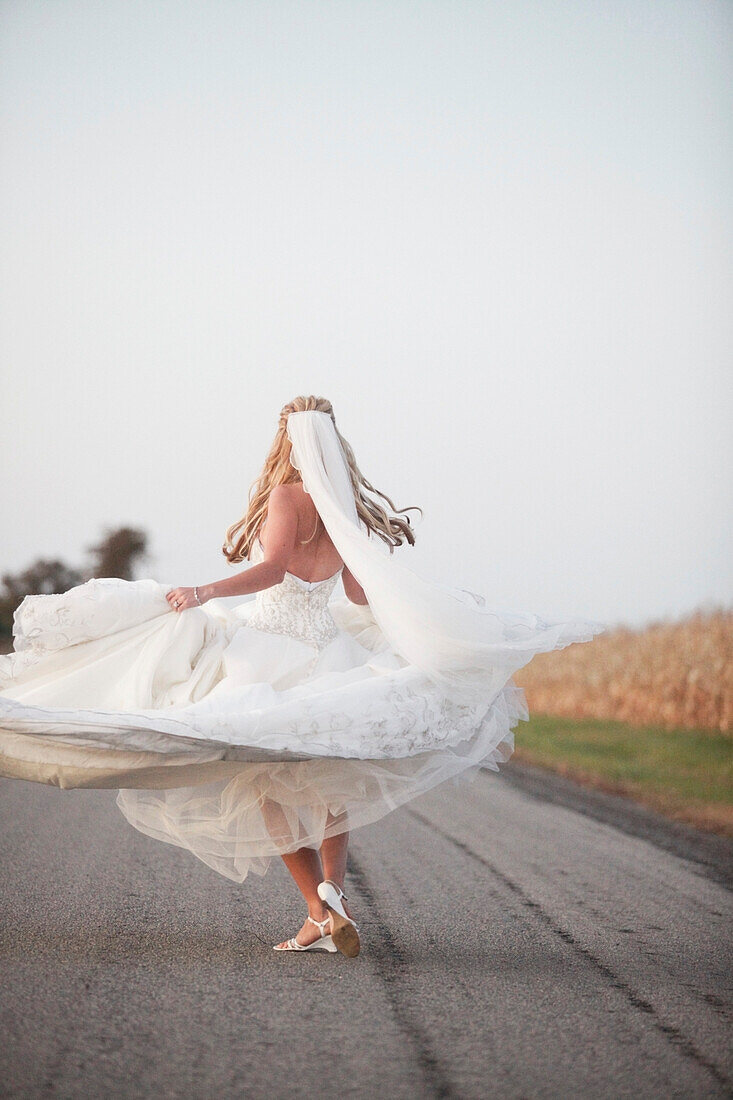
top-left (1, 762), bottom-right (731, 1099)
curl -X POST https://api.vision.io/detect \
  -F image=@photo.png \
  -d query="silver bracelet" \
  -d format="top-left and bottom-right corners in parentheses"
top-left (194, 586), bottom-right (202, 606)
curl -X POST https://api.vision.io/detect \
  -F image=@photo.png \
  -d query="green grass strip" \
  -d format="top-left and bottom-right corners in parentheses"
top-left (516, 715), bottom-right (733, 814)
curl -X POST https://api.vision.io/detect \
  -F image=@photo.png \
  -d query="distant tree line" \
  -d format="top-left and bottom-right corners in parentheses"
top-left (0, 527), bottom-right (148, 639)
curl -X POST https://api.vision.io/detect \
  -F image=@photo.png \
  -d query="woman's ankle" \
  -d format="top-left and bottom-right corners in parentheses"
top-left (321, 875), bottom-right (344, 892)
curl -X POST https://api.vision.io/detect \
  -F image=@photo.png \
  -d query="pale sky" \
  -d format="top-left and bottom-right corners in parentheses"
top-left (1, 0), bottom-right (731, 629)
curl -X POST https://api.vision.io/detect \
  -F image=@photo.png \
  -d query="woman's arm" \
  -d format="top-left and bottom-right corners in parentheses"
top-left (342, 564), bottom-right (369, 606)
top-left (166, 486), bottom-right (298, 611)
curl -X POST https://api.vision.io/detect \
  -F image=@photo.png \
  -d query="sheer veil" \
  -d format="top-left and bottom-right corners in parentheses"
top-left (286, 410), bottom-right (605, 708)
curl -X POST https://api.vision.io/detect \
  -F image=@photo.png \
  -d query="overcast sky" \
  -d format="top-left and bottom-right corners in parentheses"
top-left (1, 0), bottom-right (731, 629)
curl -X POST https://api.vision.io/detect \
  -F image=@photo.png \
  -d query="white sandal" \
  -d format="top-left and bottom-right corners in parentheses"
top-left (317, 880), bottom-right (361, 958)
top-left (272, 915), bottom-right (337, 953)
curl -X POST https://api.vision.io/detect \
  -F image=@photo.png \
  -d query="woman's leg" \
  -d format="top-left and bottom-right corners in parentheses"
top-left (320, 819), bottom-right (355, 922)
top-left (275, 846), bottom-right (329, 948)
top-left (260, 795), bottom-right (330, 948)
top-left (320, 830), bottom-right (349, 890)
top-left (280, 846), bottom-right (326, 917)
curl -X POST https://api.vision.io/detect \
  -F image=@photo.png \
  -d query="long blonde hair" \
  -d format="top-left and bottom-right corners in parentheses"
top-left (222, 395), bottom-right (422, 564)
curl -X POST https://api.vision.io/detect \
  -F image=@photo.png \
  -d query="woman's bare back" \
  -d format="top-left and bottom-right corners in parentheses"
top-left (259, 483), bottom-right (367, 604)
top-left (259, 483), bottom-right (344, 583)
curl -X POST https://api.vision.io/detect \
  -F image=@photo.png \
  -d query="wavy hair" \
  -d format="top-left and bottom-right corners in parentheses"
top-left (222, 395), bottom-right (422, 564)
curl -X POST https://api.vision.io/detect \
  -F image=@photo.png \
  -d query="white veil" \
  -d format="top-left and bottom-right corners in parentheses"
top-left (286, 410), bottom-right (605, 707)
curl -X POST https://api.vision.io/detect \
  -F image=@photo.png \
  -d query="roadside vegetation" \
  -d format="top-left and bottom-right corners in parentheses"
top-left (513, 609), bottom-right (733, 834)
top-left (514, 714), bottom-right (732, 835)
top-left (0, 527), bottom-right (147, 644)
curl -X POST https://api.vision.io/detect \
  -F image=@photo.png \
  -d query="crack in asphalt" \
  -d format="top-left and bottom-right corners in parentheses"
top-left (347, 850), bottom-right (455, 1099)
top-left (407, 807), bottom-right (732, 1095)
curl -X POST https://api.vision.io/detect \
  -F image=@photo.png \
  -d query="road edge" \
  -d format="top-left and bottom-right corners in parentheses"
top-left (498, 758), bottom-right (733, 890)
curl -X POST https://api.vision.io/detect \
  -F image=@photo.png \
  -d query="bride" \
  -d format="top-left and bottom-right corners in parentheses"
top-left (0, 394), bottom-right (605, 958)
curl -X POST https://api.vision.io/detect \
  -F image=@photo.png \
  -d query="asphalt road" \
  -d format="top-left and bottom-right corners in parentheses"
top-left (1, 762), bottom-right (731, 1100)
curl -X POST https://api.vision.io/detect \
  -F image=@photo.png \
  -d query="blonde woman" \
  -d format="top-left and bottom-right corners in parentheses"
top-left (0, 396), bottom-right (605, 958)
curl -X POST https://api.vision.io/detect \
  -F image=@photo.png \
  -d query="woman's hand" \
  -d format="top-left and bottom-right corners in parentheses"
top-left (165, 587), bottom-right (202, 613)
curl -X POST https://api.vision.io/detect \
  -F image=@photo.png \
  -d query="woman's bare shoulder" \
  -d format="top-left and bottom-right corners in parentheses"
top-left (267, 483), bottom-right (304, 513)
top-left (269, 482), bottom-right (303, 500)
top-left (265, 483), bottom-right (319, 542)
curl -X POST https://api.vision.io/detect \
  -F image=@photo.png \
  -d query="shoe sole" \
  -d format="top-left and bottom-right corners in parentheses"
top-left (317, 881), bottom-right (361, 958)
top-left (324, 905), bottom-right (361, 958)
top-left (272, 934), bottom-right (338, 953)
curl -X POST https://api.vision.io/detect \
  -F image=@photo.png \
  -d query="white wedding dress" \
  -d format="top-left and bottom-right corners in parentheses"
top-left (0, 412), bottom-right (606, 882)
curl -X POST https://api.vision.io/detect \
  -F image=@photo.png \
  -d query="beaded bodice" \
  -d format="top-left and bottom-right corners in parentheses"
top-left (247, 540), bottom-right (343, 649)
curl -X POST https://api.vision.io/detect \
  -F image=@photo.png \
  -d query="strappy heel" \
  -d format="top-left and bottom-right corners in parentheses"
top-left (317, 880), bottom-right (361, 958)
top-left (272, 915), bottom-right (337, 953)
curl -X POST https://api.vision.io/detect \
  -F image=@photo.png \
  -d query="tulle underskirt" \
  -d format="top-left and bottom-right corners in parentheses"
top-left (115, 681), bottom-right (524, 882)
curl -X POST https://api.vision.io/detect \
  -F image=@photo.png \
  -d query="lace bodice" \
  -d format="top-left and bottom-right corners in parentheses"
top-left (247, 540), bottom-right (343, 649)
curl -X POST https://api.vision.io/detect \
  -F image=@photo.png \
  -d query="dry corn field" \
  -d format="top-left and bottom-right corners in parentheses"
top-left (513, 608), bottom-right (733, 734)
